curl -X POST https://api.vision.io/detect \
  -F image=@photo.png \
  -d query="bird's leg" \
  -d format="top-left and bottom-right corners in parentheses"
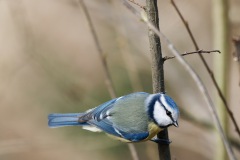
top-left (150, 137), bottom-right (172, 145)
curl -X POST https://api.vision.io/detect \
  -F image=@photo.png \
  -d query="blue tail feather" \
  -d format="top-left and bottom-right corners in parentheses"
top-left (48, 113), bottom-right (87, 128)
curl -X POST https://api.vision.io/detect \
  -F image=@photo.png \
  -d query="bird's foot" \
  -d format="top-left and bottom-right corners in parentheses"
top-left (150, 138), bottom-right (172, 145)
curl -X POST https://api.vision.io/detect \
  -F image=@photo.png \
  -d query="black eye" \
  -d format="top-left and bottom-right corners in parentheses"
top-left (166, 110), bottom-right (172, 116)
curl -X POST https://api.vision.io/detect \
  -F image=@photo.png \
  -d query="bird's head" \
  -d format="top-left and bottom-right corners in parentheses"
top-left (146, 93), bottom-right (179, 128)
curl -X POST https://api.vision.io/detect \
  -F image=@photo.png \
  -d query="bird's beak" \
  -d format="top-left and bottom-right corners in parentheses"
top-left (173, 121), bottom-right (178, 127)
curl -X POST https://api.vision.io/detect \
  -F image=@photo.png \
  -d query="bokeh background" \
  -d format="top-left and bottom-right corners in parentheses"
top-left (0, 0), bottom-right (240, 160)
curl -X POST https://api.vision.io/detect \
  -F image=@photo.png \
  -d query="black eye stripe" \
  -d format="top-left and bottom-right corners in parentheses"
top-left (158, 99), bottom-right (174, 121)
top-left (158, 99), bottom-right (169, 113)
top-left (166, 110), bottom-right (171, 116)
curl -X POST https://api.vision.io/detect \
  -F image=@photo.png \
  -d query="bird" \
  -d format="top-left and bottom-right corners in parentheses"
top-left (48, 92), bottom-right (179, 143)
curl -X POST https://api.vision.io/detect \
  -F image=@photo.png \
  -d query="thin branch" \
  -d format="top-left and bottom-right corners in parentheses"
top-left (170, 0), bottom-right (199, 50)
top-left (128, 0), bottom-right (146, 10)
top-left (163, 49), bottom-right (220, 61)
top-left (120, 1), bottom-right (237, 160)
top-left (78, 1), bottom-right (139, 160)
top-left (230, 138), bottom-right (240, 151)
top-left (170, 0), bottom-right (240, 138)
top-left (79, 0), bottom-right (116, 98)
top-left (162, 29), bottom-right (237, 160)
top-left (145, 0), bottom-right (170, 160)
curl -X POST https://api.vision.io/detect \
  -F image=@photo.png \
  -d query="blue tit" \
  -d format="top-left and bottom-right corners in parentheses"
top-left (48, 92), bottom-right (179, 143)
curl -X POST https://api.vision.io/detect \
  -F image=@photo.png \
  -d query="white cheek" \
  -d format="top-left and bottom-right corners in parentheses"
top-left (153, 101), bottom-right (169, 125)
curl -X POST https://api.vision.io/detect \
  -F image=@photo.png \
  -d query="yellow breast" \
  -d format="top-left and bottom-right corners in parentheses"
top-left (144, 122), bottom-right (162, 141)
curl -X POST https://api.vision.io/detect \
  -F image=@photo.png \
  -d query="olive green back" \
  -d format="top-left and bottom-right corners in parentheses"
top-left (109, 93), bottom-right (150, 133)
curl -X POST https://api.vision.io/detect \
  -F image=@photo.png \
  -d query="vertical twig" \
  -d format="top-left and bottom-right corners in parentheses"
top-left (120, 1), bottom-right (236, 159)
top-left (145, 0), bottom-right (171, 160)
top-left (146, 0), bottom-right (165, 93)
top-left (78, 1), bottom-right (139, 160)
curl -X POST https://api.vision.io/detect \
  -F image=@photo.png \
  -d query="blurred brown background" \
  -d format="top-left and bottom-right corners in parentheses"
top-left (0, 0), bottom-right (239, 160)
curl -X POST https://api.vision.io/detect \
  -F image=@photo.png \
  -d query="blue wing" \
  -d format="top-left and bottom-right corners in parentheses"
top-left (82, 94), bottom-right (150, 142)
top-left (78, 98), bottom-right (118, 122)
top-left (88, 118), bottom-right (149, 142)
top-left (48, 92), bottom-right (150, 142)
